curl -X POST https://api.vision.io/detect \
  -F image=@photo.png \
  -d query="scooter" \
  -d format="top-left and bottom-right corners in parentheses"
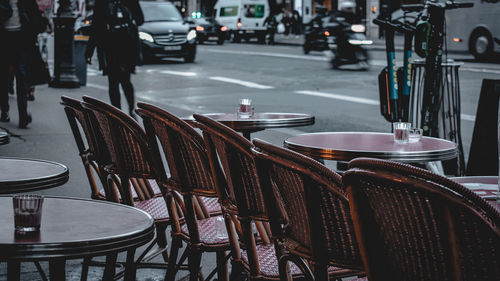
top-left (374, 17), bottom-right (415, 122)
top-left (303, 18), bottom-right (330, 54)
top-left (326, 20), bottom-right (372, 69)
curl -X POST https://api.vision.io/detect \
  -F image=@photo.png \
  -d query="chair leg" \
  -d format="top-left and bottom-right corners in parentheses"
top-left (165, 236), bottom-right (183, 281)
top-left (216, 250), bottom-right (228, 281)
top-left (229, 260), bottom-right (244, 281)
top-left (188, 249), bottom-right (203, 281)
top-left (156, 223), bottom-right (170, 262)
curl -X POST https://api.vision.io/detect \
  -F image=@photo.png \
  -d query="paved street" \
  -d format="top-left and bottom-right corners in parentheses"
top-left (0, 39), bottom-right (499, 280)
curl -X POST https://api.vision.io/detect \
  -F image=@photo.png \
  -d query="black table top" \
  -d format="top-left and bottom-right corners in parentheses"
top-left (186, 112), bottom-right (315, 131)
top-left (285, 132), bottom-right (458, 162)
top-left (0, 196), bottom-right (155, 260)
top-left (0, 158), bottom-right (69, 194)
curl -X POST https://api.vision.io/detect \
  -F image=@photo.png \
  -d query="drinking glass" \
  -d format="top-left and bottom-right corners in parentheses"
top-left (13, 195), bottom-right (44, 233)
top-left (237, 98), bottom-right (253, 118)
top-left (409, 128), bottom-right (423, 143)
top-left (393, 122), bottom-right (411, 144)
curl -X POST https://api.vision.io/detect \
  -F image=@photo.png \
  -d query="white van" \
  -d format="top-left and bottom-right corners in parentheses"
top-left (214, 0), bottom-right (269, 43)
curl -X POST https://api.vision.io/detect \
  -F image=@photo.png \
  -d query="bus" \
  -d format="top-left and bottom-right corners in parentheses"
top-left (445, 0), bottom-right (500, 60)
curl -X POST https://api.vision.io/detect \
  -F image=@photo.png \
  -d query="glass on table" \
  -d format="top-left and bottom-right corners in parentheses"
top-left (393, 122), bottom-right (411, 144)
top-left (13, 195), bottom-right (44, 233)
top-left (237, 98), bottom-right (254, 118)
top-left (409, 128), bottom-right (423, 143)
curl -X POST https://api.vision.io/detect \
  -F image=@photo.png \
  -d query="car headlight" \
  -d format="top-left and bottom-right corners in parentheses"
top-left (139, 31), bottom-right (154, 43)
top-left (351, 24), bottom-right (366, 33)
top-left (187, 30), bottom-right (197, 41)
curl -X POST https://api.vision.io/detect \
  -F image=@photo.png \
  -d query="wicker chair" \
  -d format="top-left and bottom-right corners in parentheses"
top-left (81, 96), bottom-right (173, 279)
top-left (136, 102), bottom-right (229, 281)
top-left (251, 138), bottom-right (366, 281)
top-left (61, 95), bottom-right (108, 200)
top-left (343, 158), bottom-right (500, 281)
top-left (62, 96), bottom-right (162, 202)
top-left (194, 114), bottom-right (363, 281)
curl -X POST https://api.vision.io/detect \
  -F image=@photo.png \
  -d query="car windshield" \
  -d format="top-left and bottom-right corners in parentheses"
top-left (141, 2), bottom-right (183, 22)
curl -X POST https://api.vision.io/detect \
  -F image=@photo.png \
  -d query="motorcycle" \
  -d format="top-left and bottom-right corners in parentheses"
top-left (325, 20), bottom-right (372, 69)
top-left (302, 18), bottom-right (330, 54)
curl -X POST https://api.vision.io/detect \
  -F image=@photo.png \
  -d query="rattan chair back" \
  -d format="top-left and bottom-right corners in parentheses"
top-left (61, 96), bottom-right (108, 199)
top-left (82, 96), bottom-right (165, 205)
top-left (252, 139), bottom-right (364, 277)
top-left (137, 104), bottom-right (231, 281)
top-left (136, 103), bottom-right (218, 197)
top-left (343, 158), bottom-right (500, 281)
top-left (193, 113), bottom-right (266, 220)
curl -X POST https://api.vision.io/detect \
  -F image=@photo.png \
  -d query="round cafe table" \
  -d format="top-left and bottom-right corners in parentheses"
top-left (0, 196), bottom-right (155, 281)
top-left (451, 176), bottom-right (499, 212)
top-left (186, 112), bottom-right (315, 139)
top-left (284, 132), bottom-right (458, 163)
top-left (0, 158), bottom-right (69, 194)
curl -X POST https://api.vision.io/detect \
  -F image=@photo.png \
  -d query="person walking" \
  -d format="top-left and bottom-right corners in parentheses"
top-left (0, 0), bottom-right (44, 128)
top-left (85, 0), bottom-right (144, 118)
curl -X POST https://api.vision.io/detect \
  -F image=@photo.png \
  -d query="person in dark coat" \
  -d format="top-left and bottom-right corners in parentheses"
top-left (85, 0), bottom-right (144, 117)
top-left (0, 0), bottom-right (44, 128)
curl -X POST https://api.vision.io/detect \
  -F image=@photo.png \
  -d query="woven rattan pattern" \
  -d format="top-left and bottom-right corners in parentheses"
top-left (135, 197), bottom-right (170, 221)
top-left (148, 116), bottom-right (216, 196)
top-left (180, 215), bottom-right (229, 245)
top-left (344, 158), bottom-right (500, 281)
top-left (253, 139), bottom-right (363, 269)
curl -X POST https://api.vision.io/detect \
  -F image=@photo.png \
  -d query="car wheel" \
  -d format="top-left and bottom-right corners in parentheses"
top-left (184, 52), bottom-right (196, 63)
top-left (470, 28), bottom-right (493, 61)
top-left (231, 32), bottom-right (240, 43)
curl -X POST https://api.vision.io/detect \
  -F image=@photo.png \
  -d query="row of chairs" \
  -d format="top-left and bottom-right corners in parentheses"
top-left (62, 95), bottom-right (499, 281)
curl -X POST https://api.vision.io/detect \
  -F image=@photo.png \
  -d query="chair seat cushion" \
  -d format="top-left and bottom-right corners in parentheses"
top-left (201, 196), bottom-right (222, 215)
top-left (181, 215), bottom-right (229, 246)
top-left (134, 197), bottom-right (170, 223)
top-left (241, 244), bottom-right (349, 278)
top-left (98, 179), bottom-right (163, 201)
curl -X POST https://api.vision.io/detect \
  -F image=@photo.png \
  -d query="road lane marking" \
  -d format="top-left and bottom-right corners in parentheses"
top-left (295, 90), bottom-right (476, 122)
top-left (159, 70), bottom-right (197, 76)
top-left (86, 82), bottom-right (476, 122)
top-left (204, 49), bottom-right (328, 62)
top-left (295, 90), bottom-right (380, 105)
top-left (204, 49), bottom-right (500, 74)
top-left (209, 76), bottom-right (274, 89)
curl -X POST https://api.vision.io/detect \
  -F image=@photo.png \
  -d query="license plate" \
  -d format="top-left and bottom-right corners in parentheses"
top-left (164, 46), bottom-right (182, 51)
top-left (246, 30), bottom-right (255, 34)
top-left (208, 36), bottom-right (218, 40)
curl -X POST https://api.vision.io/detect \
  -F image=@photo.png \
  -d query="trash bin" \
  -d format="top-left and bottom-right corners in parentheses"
top-left (74, 35), bottom-right (88, 86)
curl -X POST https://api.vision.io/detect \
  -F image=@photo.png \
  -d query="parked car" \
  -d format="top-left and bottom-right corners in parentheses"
top-left (138, 1), bottom-right (197, 62)
top-left (192, 17), bottom-right (227, 45)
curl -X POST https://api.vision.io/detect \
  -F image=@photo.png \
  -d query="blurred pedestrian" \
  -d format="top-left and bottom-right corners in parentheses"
top-left (0, 0), bottom-right (44, 128)
top-left (292, 10), bottom-right (301, 35)
top-left (85, 0), bottom-right (144, 118)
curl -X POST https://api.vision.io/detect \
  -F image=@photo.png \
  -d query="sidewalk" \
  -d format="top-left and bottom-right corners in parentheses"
top-left (0, 85), bottom-right (194, 280)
